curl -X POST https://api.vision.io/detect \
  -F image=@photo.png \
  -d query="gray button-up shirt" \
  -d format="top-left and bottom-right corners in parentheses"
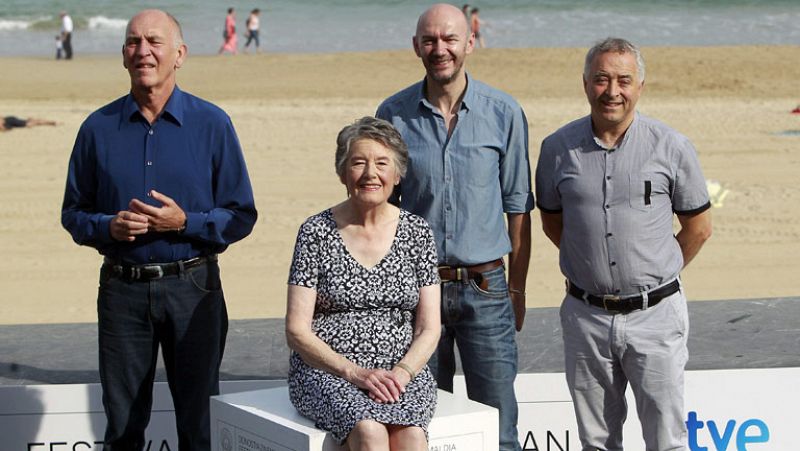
top-left (377, 75), bottom-right (534, 266)
top-left (536, 113), bottom-right (710, 296)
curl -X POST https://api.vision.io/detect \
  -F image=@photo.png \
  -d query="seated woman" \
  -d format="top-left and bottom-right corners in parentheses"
top-left (286, 116), bottom-right (441, 450)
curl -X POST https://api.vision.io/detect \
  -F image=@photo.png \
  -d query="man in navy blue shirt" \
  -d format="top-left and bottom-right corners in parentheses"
top-left (61, 9), bottom-right (257, 450)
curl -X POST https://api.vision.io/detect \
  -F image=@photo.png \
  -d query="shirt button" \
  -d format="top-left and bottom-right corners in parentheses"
top-left (606, 233), bottom-right (613, 237)
top-left (605, 205), bottom-right (610, 209)
top-left (610, 261), bottom-right (617, 266)
top-left (149, 256), bottom-right (155, 261)
top-left (146, 161), bottom-right (153, 166)
top-left (615, 289), bottom-right (621, 294)
top-left (446, 234), bottom-right (453, 239)
top-left (606, 176), bottom-right (611, 180)
top-left (148, 130), bottom-right (154, 135)
top-left (146, 191), bottom-right (152, 197)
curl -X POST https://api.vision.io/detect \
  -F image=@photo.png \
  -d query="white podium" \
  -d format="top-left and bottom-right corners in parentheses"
top-left (210, 387), bottom-right (498, 451)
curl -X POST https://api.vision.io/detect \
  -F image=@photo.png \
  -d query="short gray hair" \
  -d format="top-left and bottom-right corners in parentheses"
top-left (583, 37), bottom-right (645, 83)
top-left (335, 117), bottom-right (409, 178)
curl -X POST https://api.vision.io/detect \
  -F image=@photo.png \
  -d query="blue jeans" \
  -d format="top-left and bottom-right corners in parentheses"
top-left (97, 260), bottom-right (227, 451)
top-left (428, 265), bottom-right (521, 451)
top-left (245, 30), bottom-right (260, 48)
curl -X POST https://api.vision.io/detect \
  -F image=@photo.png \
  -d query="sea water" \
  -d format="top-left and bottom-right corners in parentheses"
top-left (1, 0), bottom-right (798, 57)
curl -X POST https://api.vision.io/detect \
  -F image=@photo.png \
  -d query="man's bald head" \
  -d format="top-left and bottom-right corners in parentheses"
top-left (126, 9), bottom-right (184, 49)
top-left (416, 3), bottom-right (470, 39)
top-left (412, 3), bottom-right (474, 87)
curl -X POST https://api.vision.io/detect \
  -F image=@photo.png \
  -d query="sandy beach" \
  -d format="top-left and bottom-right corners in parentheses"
top-left (1, 45), bottom-right (799, 325)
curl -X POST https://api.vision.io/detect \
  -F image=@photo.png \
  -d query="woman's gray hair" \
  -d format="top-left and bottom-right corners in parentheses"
top-left (583, 37), bottom-right (645, 83)
top-left (335, 116), bottom-right (409, 178)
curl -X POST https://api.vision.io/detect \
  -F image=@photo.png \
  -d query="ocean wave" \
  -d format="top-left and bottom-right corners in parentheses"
top-left (88, 16), bottom-right (128, 30)
top-left (0, 19), bottom-right (33, 31)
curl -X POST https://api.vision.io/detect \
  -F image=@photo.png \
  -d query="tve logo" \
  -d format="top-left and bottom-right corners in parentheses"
top-left (686, 411), bottom-right (769, 451)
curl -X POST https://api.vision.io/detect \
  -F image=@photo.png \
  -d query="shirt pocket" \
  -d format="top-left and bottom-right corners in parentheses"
top-left (629, 172), bottom-right (658, 212)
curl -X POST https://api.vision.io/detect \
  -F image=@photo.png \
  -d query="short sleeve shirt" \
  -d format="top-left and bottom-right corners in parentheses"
top-left (535, 113), bottom-right (710, 296)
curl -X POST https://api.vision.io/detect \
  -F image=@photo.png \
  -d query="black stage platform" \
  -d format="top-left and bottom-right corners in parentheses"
top-left (2, 297), bottom-right (799, 385)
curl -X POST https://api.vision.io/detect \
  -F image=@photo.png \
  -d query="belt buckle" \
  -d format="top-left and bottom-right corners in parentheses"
top-left (140, 265), bottom-right (164, 280)
top-left (602, 294), bottom-right (621, 311)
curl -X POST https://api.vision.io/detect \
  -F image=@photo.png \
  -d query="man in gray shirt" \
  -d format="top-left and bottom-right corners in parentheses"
top-left (536, 37), bottom-right (712, 450)
top-left (376, 4), bottom-right (533, 450)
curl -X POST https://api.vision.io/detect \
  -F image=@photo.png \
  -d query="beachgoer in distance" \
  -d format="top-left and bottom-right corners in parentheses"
top-left (536, 37), bottom-right (712, 450)
top-left (286, 116), bottom-right (441, 450)
top-left (471, 7), bottom-right (485, 48)
top-left (1, 116), bottom-right (57, 132)
top-left (376, 4), bottom-right (534, 450)
top-left (61, 9), bottom-right (257, 450)
top-left (243, 8), bottom-right (261, 54)
top-left (55, 35), bottom-right (63, 59)
top-left (218, 7), bottom-right (238, 55)
top-left (60, 11), bottom-right (73, 60)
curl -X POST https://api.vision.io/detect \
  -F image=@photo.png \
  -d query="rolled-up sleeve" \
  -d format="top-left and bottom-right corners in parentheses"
top-left (499, 103), bottom-right (534, 213)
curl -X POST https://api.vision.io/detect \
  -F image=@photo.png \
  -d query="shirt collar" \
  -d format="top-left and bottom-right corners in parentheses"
top-left (417, 73), bottom-right (473, 114)
top-left (121, 86), bottom-right (185, 128)
top-left (588, 111), bottom-right (639, 151)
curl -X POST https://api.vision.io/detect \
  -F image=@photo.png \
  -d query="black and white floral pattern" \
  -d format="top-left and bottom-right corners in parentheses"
top-left (287, 208), bottom-right (439, 444)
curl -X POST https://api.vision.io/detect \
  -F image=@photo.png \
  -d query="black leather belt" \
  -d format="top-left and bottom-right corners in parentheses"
top-left (438, 259), bottom-right (503, 291)
top-left (568, 279), bottom-right (680, 313)
top-left (104, 255), bottom-right (217, 282)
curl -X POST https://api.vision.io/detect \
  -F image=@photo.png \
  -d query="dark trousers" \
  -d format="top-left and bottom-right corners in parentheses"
top-left (97, 260), bottom-right (228, 451)
top-left (63, 32), bottom-right (72, 59)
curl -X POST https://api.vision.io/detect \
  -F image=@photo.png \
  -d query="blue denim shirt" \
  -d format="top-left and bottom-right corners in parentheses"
top-left (377, 75), bottom-right (534, 266)
top-left (61, 86), bottom-right (257, 264)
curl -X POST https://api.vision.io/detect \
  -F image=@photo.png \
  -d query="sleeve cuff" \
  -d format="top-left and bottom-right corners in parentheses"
top-left (503, 192), bottom-right (535, 213)
top-left (675, 201), bottom-right (711, 216)
top-left (536, 201), bottom-right (562, 214)
top-left (183, 211), bottom-right (206, 236)
top-left (98, 215), bottom-right (115, 242)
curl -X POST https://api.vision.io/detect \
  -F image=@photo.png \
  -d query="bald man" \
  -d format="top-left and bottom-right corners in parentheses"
top-left (61, 10), bottom-right (256, 450)
top-left (376, 4), bottom-right (533, 450)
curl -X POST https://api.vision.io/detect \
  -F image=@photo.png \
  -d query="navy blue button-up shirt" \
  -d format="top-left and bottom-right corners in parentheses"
top-left (61, 87), bottom-right (257, 264)
top-left (377, 75), bottom-right (534, 266)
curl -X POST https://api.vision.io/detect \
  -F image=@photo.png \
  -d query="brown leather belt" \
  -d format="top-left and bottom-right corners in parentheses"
top-left (438, 259), bottom-right (503, 291)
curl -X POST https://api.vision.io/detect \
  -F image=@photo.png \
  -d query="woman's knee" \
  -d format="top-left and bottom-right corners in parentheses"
top-left (348, 420), bottom-right (390, 450)
top-left (388, 425), bottom-right (427, 450)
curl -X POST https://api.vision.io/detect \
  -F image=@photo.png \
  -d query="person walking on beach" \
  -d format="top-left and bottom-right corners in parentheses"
top-left (61, 9), bottom-right (257, 450)
top-left (243, 8), bottom-right (261, 54)
top-left (60, 11), bottom-right (73, 60)
top-left (219, 7), bottom-right (238, 55)
top-left (536, 37), bottom-right (712, 451)
top-left (376, 4), bottom-right (533, 450)
top-left (470, 7), bottom-right (485, 48)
